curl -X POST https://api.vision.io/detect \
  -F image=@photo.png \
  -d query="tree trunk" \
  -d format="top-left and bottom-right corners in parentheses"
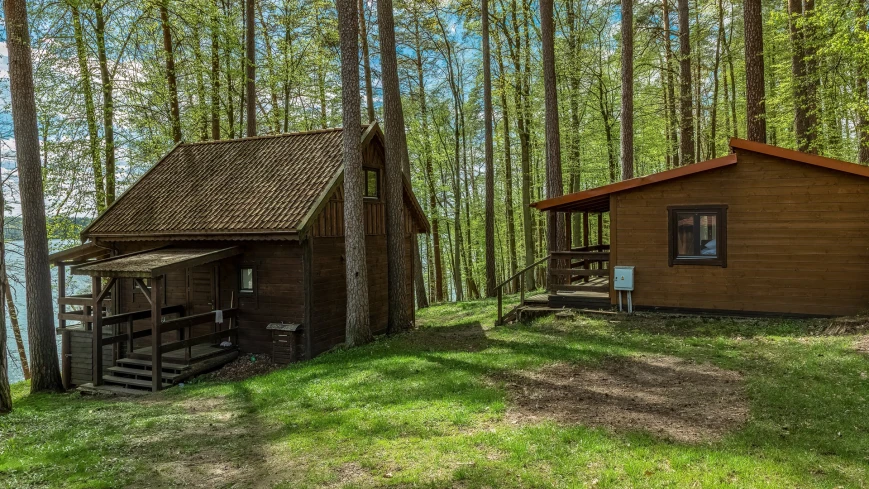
top-left (160, 0), bottom-right (182, 143)
top-left (359, 0), bottom-right (376, 123)
top-left (859, 0), bottom-right (869, 164)
top-left (336, 0), bottom-right (372, 346)
top-left (677, 0), bottom-right (695, 164)
top-left (662, 0), bottom-right (679, 165)
top-left (802, 0), bottom-right (819, 152)
top-left (5, 0), bottom-right (64, 393)
top-left (709, 0), bottom-right (724, 158)
top-left (70, 0), bottom-right (105, 212)
top-left (211, 8), bottom-right (221, 140)
top-left (788, 0), bottom-right (808, 150)
top-left (494, 26), bottom-right (518, 292)
top-left (245, 0), bottom-right (256, 137)
top-left (94, 0), bottom-right (115, 205)
top-left (0, 186), bottom-right (11, 413)
top-left (377, 0), bottom-right (411, 329)
top-left (730, 0), bottom-right (766, 143)
top-left (482, 0), bottom-right (496, 297)
top-left (193, 25), bottom-right (209, 141)
top-left (621, 0), bottom-right (634, 180)
top-left (414, 18), bottom-right (443, 303)
top-left (566, 0), bottom-right (583, 237)
top-left (540, 0), bottom-right (565, 278)
top-left (5, 274), bottom-right (29, 380)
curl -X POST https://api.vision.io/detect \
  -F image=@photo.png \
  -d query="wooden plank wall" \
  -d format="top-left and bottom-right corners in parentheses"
top-left (612, 148), bottom-right (869, 316)
top-left (68, 330), bottom-right (114, 386)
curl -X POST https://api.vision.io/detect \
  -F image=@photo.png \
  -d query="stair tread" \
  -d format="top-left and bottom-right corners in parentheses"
top-left (115, 357), bottom-right (188, 370)
top-left (78, 383), bottom-right (150, 396)
top-left (103, 375), bottom-right (170, 389)
top-left (107, 366), bottom-right (182, 380)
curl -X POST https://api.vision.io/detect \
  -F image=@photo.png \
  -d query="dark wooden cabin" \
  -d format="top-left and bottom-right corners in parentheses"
top-left (503, 138), bottom-right (869, 320)
top-left (50, 123), bottom-right (429, 393)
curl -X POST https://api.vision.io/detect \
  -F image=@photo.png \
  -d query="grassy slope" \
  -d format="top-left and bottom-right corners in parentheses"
top-left (0, 298), bottom-right (867, 488)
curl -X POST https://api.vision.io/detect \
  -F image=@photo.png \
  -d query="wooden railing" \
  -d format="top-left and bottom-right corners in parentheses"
top-left (549, 246), bottom-right (610, 294)
top-left (496, 255), bottom-right (550, 326)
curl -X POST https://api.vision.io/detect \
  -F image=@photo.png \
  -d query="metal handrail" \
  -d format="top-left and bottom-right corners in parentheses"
top-left (496, 254), bottom-right (550, 325)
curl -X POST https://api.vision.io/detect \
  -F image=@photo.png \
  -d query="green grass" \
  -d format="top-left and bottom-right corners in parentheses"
top-left (1, 297), bottom-right (868, 488)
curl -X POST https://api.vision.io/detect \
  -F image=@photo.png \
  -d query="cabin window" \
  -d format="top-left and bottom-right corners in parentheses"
top-left (239, 267), bottom-right (255, 294)
top-left (668, 205), bottom-right (727, 267)
top-left (364, 168), bottom-right (379, 199)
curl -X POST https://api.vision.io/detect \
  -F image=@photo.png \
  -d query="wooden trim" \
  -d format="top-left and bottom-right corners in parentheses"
top-left (609, 195), bottom-right (618, 304)
top-left (296, 167), bottom-right (345, 234)
top-left (667, 205), bottom-right (728, 268)
top-left (150, 247), bottom-right (242, 277)
top-left (151, 276), bottom-right (163, 392)
top-left (161, 328), bottom-right (239, 354)
top-left (92, 276), bottom-right (103, 386)
top-left (549, 268), bottom-right (609, 277)
top-left (730, 138), bottom-right (869, 178)
top-left (70, 246), bottom-right (167, 276)
top-left (531, 154), bottom-right (738, 211)
top-left (302, 236), bottom-right (313, 360)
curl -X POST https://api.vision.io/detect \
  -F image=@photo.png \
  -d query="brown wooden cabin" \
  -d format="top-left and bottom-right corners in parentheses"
top-left (512, 138), bottom-right (869, 320)
top-left (49, 123), bottom-right (429, 393)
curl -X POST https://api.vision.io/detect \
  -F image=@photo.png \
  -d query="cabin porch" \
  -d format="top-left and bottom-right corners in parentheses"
top-left (50, 245), bottom-right (244, 392)
top-left (497, 209), bottom-right (613, 325)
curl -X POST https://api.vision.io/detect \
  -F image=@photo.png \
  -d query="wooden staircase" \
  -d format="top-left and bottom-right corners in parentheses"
top-left (79, 348), bottom-right (239, 395)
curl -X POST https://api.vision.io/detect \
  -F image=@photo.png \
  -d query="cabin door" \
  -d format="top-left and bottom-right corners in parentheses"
top-left (187, 264), bottom-right (218, 338)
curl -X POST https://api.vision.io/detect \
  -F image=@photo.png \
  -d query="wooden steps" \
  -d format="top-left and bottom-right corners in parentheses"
top-left (101, 375), bottom-right (171, 390)
top-left (107, 365), bottom-right (182, 381)
top-left (115, 357), bottom-right (188, 372)
top-left (78, 383), bottom-right (150, 397)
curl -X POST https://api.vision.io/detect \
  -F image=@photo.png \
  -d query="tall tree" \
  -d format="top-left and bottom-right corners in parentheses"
top-left (0, 185), bottom-right (11, 414)
top-left (377, 0), bottom-right (411, 331)
top-left (677, 0), bottom-right (695, 164)
top-left (5, 0), bottom-right (65, 393)
top-left (93, 0), bottom-right (116, 204)
top-left (734, 0), bottom-right (766, 143)
top-left (494, 24), bottom-right (518, 292)
top-left (211, 7), bottom-right (221, 140)
top-left (662, 0), bottom-right (680, 164)
top-left (859, 0), bottom-right (869, 164)
top-left (621, 0), bottom-right (634, 179)
top-left (160, 0), bottom-right (182, 143)
top-left (483, 0), bottom-right (496, 296)
top-left (246, 0), bottom-right (257, 136)
top-left (336, 0), bottom-right (372, 346)
top-left (359, 0), bottom-right (376, 123)
top-left (788, 0), bottom-right (811, 151)
top-left (540, 0), bottom-right (565, 257)
top-left (70, 0), bottom-right (105, 212)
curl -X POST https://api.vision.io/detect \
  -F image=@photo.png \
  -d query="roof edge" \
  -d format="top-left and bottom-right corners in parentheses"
top-left (729, 138), bottom-right (869, 178)
top-left (532, 153), bottom-right (738, 211)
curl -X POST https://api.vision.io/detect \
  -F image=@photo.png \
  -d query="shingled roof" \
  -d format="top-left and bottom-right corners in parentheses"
top-left (83, 123), bottom-right (424, 240)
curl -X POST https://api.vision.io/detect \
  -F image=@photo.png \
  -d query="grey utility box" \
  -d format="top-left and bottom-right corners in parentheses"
top-left (613, 266), bottom-right (635, 291)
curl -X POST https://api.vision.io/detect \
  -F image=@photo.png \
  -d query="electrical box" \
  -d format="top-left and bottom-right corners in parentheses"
top-left (613, 266), bottom-right (635, 291)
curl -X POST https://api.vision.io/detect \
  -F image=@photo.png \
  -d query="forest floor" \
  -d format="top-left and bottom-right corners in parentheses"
top-left (1, 297), bottom-right (868, 488)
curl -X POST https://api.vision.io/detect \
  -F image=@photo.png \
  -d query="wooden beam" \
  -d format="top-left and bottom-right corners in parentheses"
top-left (159, 309), bottom-right (238, 335)
top-left (58, 264), bottom-right (66, 329)
top-left (151, 275), bottom-right (163, 392)
top-left (92, 276), bottom-right (103, 386)
top-left (135, 278), bottom-right (153, 307)
top-left (160, 328), bottom-right (239, 354)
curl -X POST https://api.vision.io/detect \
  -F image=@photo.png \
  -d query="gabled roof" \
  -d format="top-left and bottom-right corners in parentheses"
top-left (82, 123), bottom-right (428, 240)
top-left (532, 139), bottom-right (869, 213)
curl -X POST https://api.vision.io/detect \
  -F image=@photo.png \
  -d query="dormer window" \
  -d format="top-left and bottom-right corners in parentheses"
top-left (364, 168), bottom-right (379, 199)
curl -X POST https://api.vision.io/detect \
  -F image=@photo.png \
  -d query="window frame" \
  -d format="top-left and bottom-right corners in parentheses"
top-left (363, 167), bottom-right (380, 200)
top-left (667, 205), bottom-right (728, 268)
top-left (239, 265), bottom-right (256, 295)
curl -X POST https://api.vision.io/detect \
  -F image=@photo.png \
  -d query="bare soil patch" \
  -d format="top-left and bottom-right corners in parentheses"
top-left (824, 316), bottom-right (869, 336)
top-left (501, 355), bottom-right (748, 443)
top-left (854, 336), bottom-right (869, 354)
top-left (201, 353), bottom-right (280, 382)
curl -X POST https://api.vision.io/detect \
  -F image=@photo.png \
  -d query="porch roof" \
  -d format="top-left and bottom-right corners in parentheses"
top-left (48, 241), bottom-right (112, 265)
top-left (71, 246), bottom-right (242, 278)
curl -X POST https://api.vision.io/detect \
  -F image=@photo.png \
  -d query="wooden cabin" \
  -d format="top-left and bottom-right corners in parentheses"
top-left (514, 138), bottom-right (869, 319)
top-left (50, 123), bottom-right (429, 393)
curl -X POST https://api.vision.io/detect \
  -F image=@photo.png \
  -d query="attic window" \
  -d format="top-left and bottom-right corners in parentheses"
top-left (364, 168), bottom-right (379, 199)
top-left (668, 205), bottom-right (727, 267)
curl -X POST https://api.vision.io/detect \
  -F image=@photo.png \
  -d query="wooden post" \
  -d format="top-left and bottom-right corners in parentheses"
top-left (58, 264), bottom-right (66, 329)
top-left (92, 276), bottom-right (103, 386)
top-left (598, 212), bottom-right (604, 247)
top-left (582, 212), bottom-right (589, 248)
top-left (127, 316), bottom-right (134, 358)
top-left (151, 275), bottom-right (163, 392)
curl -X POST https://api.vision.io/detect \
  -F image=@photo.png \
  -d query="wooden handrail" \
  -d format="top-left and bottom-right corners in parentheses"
top-left (496, 254), bottom-right (550, 326)
top-left (160, 309), bottom-right (238, 334)
top-left (161, 328), bottom-right (239, 354)
top-left (497, 255), bottom-right (550, 290)
top-left (101, 304), bottom-right (185, 326)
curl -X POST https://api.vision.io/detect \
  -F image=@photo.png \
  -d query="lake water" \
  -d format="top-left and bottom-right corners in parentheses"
top-left (5, 240), bottom-right (89, 384)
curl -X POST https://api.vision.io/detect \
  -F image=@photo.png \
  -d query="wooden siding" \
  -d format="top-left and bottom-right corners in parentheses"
top-left (611, 148), bottom-right (869, 316)
top-left (67, 330), bottom-right (115, 386)
top-left (113, 241), bottom-right (304, 355)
